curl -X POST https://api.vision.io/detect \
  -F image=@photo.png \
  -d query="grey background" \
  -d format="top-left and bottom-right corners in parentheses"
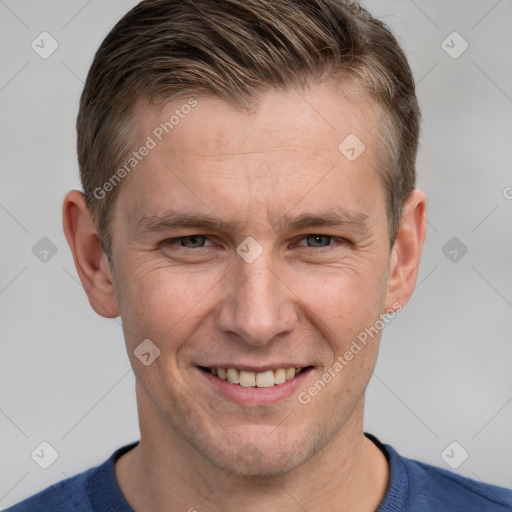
top-left (1, 0), bottom-right (511, 508)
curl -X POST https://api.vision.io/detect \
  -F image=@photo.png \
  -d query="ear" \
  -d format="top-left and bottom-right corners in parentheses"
top-left (384, 189), bottom-right (427, 312)
top-left (62, 190), bottom-right (119, 318)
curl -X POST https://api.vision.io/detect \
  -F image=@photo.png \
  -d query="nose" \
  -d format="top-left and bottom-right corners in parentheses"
top-left (216, 251), bottom-right (298, 346)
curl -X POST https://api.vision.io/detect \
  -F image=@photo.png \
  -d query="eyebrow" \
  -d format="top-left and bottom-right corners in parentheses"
top-left (133, 206), bottom-right (371, 237)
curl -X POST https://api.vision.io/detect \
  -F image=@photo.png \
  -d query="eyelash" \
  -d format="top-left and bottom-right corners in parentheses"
top-left (162, 234), bottom-right (347, 250)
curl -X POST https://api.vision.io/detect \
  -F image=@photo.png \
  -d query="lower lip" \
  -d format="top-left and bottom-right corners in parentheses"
top-left (197, 367), bottom-right (313, 406)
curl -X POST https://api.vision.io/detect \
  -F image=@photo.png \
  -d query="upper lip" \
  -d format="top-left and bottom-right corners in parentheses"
top-left (198, 364), bottom-right (313, 372)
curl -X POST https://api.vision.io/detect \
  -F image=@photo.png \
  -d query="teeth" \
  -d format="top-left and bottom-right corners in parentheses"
top-left (256, 371), bottom-right (275, 388)
top-left (239, 370), bottom-right (256, 387)
top-left (208, 366), bottom-right (304, 387)
top-left (273, 368), bottom-right (286, 385)
top-left (226, 368), bottom-right (239, 384)
top-left (285, 367), bottom-right (295, 380)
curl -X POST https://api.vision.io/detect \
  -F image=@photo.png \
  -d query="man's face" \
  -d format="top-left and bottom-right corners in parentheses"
top-left (108, 83), bottom-right (397, 475)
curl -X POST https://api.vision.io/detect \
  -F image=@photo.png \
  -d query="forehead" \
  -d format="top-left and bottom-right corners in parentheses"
top-left (134, 83), bottom-right (379, 158)
top-left (117, 83), bottom-right (384, 230)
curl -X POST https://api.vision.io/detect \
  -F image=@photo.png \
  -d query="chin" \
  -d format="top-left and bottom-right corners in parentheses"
top-left (193, 429), bottom-right (321, 477)
top-left (212, 446), bottom-right (308, 476)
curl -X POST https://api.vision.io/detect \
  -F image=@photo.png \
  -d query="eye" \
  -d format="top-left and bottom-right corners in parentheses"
top-left (297, 235), bottom-right (337, 248)
top-left (164, 235), bottom-right (214, 249)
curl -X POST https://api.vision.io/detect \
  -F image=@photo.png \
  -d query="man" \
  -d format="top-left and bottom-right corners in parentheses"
top-left (7, 0), bottom-right (511, 510)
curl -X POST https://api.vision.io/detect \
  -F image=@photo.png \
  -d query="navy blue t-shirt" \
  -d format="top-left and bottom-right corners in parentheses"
top-left (6, 434), bottom-right (512, 511)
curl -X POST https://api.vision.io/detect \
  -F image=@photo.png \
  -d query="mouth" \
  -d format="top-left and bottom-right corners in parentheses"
top-left (198, 366), bottom-right (314, 388)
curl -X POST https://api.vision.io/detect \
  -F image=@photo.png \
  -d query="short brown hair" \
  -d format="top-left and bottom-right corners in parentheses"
top-left (77, 0), bottom-right (420, 256)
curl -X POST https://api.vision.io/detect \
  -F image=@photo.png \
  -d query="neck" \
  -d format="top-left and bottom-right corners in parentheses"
top-left (115, 395), bottom-right (389, 512)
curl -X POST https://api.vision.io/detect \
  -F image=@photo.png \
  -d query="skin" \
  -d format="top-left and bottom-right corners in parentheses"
top-left (63, 81), bottom-right (426, 512)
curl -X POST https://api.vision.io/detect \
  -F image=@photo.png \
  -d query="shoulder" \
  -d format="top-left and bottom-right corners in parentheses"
top-left (370, 434), bottom-right (512, 512)
top-left (4, 470), bottom-right (93, 512)
top-left (4, 443), bottom-right (138, 512)
top-left (403, 455), bottom-right (512, 511)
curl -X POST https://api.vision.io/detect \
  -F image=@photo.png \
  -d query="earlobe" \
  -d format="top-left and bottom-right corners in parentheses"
top-left (385, 189), bottom-right (427, 311)
top-left (62, 190), bottom-right (119, 318)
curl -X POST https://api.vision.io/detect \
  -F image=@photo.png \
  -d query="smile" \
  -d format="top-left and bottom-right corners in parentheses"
top-left (198, 366), bottom-right (312, 388)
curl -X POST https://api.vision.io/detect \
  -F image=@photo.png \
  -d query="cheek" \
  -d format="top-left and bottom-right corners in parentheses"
top-left (293, 259), bottom-right (389, 345)
top-left (115, 260), bottom-right (225, 347)
top-left (115, 245), bottom-right (389, 356)
top-left (294, 266), bottom-right (387, 423)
